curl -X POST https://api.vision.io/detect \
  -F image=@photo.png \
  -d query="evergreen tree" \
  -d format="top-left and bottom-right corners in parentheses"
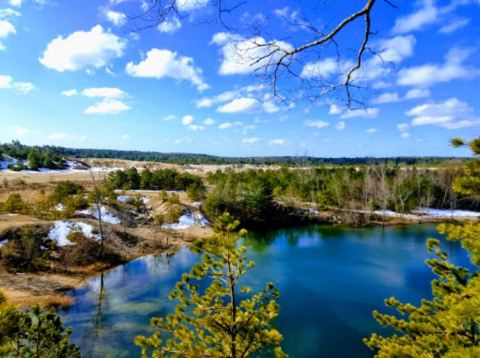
top-left (135, 212), bottom-right (287, 357)
top-left (364, 138), bottom-right (480, 357)
top-left (0, 292), bottom-right (79, 357)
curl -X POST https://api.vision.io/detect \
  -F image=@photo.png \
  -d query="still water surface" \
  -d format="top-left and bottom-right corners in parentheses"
top-left (60, 224), bottom-right (470, 357)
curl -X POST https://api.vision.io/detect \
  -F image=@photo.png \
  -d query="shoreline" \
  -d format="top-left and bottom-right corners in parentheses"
top-left (2, 212), bottom-right (477, 309)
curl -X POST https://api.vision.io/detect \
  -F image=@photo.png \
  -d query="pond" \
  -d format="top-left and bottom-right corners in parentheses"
top-left (59, 224), bottom-right (470, 357)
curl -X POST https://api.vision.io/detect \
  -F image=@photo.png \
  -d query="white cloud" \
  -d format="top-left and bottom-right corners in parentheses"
top-left (158, 17), bottom-right (182, 33)
top-left (176, 0), bottom-right (209, 11)
top-left (300, 58), bottom-right (353, 79)
top-left (39, 25), bottom-right (126, 72)
top-left (373, 92), bottom-right (400, 104)
top-left (0, 74), bottom-right (34, 94)
top-left (211, 32), bottom-right (293, 75)
top-left (9, 0), bottom-right (23, 7)
top-left (203, 118), bottom-right (215, 126)
top-left (406, 98), bottom-right (480, 129)
top-left (182, 115), bottom-right (194, 125)
top-left (187, 124), bottom-right (204, 131)
top-left (121, 134), bottom-right (129, 139)
top-left (242, 137), bottom-right (260, 143)
top-left (105, 10), bottom-right (127, 27)
top-left (0, 20), bottom-right (15, 38)
top-left (217, 97), bottom-right (258, 113)
top-left (305, 120), bottom-right (329, 129)
top-left (405, 88), bottom-right (430, 99)
top-left (126, 48), bottom-right (208, 91)
top-left (393, 0), bottom-right (438, 34)
top-left (397, 123), bottom-right (410, 132)
top-left (401, 132), bottom-right (411, 138)
top-left (269, 138), bottom-right (285, 145)
top-left (81, 87), bottom-right (126, 98)
top-left (49, 132), bottom-right (68, 140)
top-left (61, 89), bottom-right (78, 96)
top-left (439, 17), bottom-right (470, 34)
top-left (335, 121), bottom-right (345, 130)
top-left (330, 105), bottom-right (379, 119)
top-left (366, 128), bottom-right (378, 133)
top-left (218, 121), bottom-right (243, 130)
top-left (84, 99), bottom-right (131, 115)
top-left (163, 114), bottom-right (177, 121)
top-left (398, 47), bottom-right (476, 87)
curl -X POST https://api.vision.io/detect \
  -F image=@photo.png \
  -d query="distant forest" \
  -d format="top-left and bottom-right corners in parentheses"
top-left (0, 141), bottom-right (467, 166)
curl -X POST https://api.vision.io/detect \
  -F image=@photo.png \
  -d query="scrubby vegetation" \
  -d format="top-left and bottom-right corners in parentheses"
top-left (203, 165), bottom-right (468, 225)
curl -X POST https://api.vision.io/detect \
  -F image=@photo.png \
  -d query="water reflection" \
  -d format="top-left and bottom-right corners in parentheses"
top-left (60, 224), bottom-right (470, 358)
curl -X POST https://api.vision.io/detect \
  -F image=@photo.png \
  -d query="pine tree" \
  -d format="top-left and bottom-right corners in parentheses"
top-left (135, 212), bottom-right (287, 357)
top-left (0, 292), bottom-right (80, 357)
top-left (364, 138), bottom-right (480, 357)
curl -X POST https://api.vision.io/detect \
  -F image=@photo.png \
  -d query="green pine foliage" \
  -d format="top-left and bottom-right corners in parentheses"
top-left (135, 212), bottom-right (287, 357)
top-left (0, 296), bottom-right (80, 357)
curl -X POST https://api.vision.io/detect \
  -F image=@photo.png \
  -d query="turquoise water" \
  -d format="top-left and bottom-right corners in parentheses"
top-left (59, 224), bottom-right (469, 357)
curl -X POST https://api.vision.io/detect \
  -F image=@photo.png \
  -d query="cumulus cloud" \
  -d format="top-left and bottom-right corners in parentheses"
top-left (366, 128), bottom-right (378, 133)
top-left (158, 17), bottom-right (182, 33)
top-left (405, 88), bottom-right (431, 99)
top-left (61, 89), bottom-right (78, 96)
top-left (105, 10), bottom-right (127, 26)
top-left (0, 75), bottom-right (34, 94)
top-left (373, 92), bottom-right (401, 104)
top-left (329, 104), bottom-right (379, 119)
top-left (0, 20), bottom-right (15, 38)
top-left (126, 48), bottom-right (208, 91)
top-left (242, 137), bottom-right (260, 144)
top-left (335, 121), bottom-right (346, 130)
top-left (211, 32), bottom-right (293, 75)
top-left (373, 88), bottom-right (431, 104)
top-left (305, 120), bottom-right (329, 129)
top-left (393, 0), bottom-right (438, 34)
top-left (84, 99), bottom-right (131, 115)
top-left (218, 121), bottom-right (243, 130)
top-left (81, 87), bottom-right (126, 98)
top-left (269, 138), bottom-right (285, 145)
top-left (397, 122), bottom-right (411, 138)
top-left (176, 0), bottom-right (209, 11)
top-left (217, 97), bottom-right (258, 113)
top-left (182, 115), bottom-right (194, 125)
top-left (203, 118), bottom-right (215, 126)
top-left (406, 98), bottom-right (480, 129)
top-left (301, 58), bottom-right (353, 79)
top-left (39, 25), bottom-right (126, 72)
top-left (397, 47), bottom-right (477, 87)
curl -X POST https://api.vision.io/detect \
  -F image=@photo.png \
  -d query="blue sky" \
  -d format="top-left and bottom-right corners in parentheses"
top-left (0, 0), bottom-right (479, 157)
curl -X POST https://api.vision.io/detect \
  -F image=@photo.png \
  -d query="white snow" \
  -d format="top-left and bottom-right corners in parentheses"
top-left (162, 212), bottom-right (209, 230)
top-left (0, 239), bottom-right (8, 247)
top-left (117, 195), bottom-right (130, 203)
top-left (55, 203), bottom-right (64, 211)
top-left (413, 208), bottom-right (480, 218)
top-left (48, 221), bottom-right (99, 247)
top-left (78, 205), bottom-right (121, 224)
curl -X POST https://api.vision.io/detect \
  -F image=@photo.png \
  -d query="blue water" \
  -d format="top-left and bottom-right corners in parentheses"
top-left (59, 224), bottom-right (470, 357)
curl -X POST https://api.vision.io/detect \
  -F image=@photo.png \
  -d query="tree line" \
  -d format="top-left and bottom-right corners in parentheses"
top-left (1, 140), bottom-right (466, 166)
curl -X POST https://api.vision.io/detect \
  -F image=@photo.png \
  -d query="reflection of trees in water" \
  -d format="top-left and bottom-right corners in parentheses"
top-left (88, 271), bottom-right (109, 357)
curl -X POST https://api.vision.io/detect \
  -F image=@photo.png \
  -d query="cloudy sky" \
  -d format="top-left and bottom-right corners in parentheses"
top-left (0, 0), bottom-right (479, 157)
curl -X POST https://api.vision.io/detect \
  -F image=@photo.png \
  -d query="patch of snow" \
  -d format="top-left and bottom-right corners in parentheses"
top-left (0, 239), bottom-right (8, 247)
top-left (78, 205), bottom-right (121, 224)
top-left (413, 208), bottom-right (480, 218)
top-left (191, 201), bottom-right (202, 208)
top-left (117, 195), bottom-right (130, 203)
top-left (55, 203), bottom-right (64, 211)
top-left (163, 214), bottom-right (196, 230)
top-left (48, 221), bottom-right (99, 247)
top-left (0, 213), bottom-right (18, 218)
top-left (162, 211), bottom-right (209, 230)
